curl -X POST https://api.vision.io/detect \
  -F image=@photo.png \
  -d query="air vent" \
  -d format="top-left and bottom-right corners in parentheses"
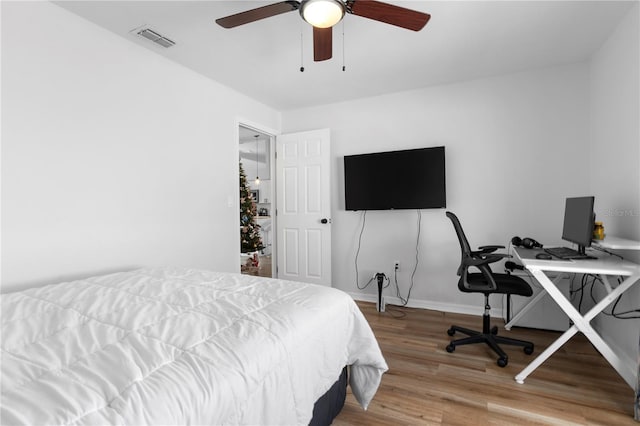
top-left (136, 28), bottom-right (175, 48)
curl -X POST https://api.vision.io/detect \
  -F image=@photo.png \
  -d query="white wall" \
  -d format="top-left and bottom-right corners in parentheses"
top-left (283, 63), bottom-right (591, 314)
top-left (590, 3), bottom-right (640, 245)
top-left (1, 2), bottom-right (281, 293)
top-left (589, 3), bottom-right (640, 371)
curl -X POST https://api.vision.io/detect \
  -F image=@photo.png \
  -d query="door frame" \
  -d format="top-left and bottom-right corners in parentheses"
top-left (235, 118), bottom-right (278, 276)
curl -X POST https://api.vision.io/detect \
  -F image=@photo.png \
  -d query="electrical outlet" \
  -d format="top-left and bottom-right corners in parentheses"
top-left (394, 261), bottom-right (400, 270)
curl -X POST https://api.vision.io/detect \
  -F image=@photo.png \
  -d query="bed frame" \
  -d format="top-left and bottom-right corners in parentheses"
top-left (310, 367), bottom-right (348, 425)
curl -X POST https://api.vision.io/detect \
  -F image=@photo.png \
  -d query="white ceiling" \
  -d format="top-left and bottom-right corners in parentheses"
top-left (56, 1), bottom-right (634, 111)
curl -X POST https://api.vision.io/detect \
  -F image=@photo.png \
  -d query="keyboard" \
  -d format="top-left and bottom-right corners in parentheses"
top-left (543, 247), bottom-right (592, 260)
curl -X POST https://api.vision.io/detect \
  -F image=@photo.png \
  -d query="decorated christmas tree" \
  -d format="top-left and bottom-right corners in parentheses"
top-left (239, 161), bottom-right (264, 253)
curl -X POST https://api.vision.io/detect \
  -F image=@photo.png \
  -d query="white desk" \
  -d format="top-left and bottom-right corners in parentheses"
top-left (511, 247), bottom-right (640, 390)
top-left (592, 236), bottom-right (640, 251)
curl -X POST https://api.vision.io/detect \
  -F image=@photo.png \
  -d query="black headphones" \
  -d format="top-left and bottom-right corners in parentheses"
top-left (511, 236), bottom-right (543, 249)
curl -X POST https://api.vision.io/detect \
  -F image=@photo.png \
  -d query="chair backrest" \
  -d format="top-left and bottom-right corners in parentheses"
top-left (446, 211), bottom-right (502, 293)
top-left (446, 211), bottom-right (472, 276)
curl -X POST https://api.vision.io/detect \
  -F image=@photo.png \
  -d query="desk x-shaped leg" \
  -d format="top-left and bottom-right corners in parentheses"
top-left (515, 268), bottom-right (640, 389)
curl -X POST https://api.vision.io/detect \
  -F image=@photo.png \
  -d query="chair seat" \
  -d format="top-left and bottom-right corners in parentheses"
top-left (459, 273), bottom-right (533, 297)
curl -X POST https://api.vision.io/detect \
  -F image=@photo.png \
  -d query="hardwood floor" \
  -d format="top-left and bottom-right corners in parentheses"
top-left (240, 254), bottom-right (272, 278)
top-left (256, 254), bottom-right (272, 277)
top-left (334, 301), bottom-right (636, 425)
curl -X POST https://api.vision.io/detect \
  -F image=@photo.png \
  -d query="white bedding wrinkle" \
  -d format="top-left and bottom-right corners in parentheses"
top-left (0, 268), bottom-right (388, 425)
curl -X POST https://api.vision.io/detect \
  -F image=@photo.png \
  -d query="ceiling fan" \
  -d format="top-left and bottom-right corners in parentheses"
top-left (216, 0), bottom-right (430, 62)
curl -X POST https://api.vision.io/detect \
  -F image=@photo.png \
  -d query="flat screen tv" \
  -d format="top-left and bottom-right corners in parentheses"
top-left (344, 146), bottom-right (446, 211)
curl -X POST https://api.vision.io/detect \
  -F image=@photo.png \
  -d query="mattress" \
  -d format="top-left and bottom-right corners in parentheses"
top-left (1, 268), bottom-right (388, 425)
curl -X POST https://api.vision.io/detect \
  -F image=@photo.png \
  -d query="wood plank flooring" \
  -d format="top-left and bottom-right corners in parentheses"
top-left (334, 301), bottom-right (636, 425)
top-left (240, 254), bottom-right (272, 278)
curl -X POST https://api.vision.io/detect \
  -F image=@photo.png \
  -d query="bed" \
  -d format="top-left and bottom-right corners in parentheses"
top-left (1, 268), bottom-right (388, 425)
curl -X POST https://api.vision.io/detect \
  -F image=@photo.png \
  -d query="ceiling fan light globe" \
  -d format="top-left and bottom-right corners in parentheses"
top-left (300, 0), bottom-right (345, 28)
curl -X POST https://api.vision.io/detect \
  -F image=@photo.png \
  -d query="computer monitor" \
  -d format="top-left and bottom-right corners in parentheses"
top-left (561, 196), bottom-right (595, 255)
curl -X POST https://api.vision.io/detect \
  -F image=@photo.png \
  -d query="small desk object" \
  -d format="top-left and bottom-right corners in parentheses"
top-left (511, 247), bottom-right (640, 392)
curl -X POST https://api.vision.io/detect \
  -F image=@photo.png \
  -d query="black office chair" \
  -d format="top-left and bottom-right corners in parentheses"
top-left (445, 211), bottom-right (534, 367)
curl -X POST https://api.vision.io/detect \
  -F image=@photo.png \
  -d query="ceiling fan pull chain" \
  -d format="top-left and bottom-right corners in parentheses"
top-left (342, 20), bottom-right (346, 72)
top-left (300, 23), bottom-right (305, 72)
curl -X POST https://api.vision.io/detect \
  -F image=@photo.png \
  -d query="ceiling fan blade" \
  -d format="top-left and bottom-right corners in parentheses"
top-left (347, 0), bottom-right (430, 31)
top-left (216, 1), bottom-right (300, 29)
top-left (313, 26), bottom-right (333, 62)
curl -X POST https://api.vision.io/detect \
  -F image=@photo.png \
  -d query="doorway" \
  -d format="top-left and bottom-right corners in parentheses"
top-left (239, 125), bottom-right (274, 277)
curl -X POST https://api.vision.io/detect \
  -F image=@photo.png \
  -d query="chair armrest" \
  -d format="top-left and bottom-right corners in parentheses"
top-left (470, 246), bottom-right (506, 257)
top-left (476, 245), bottom-right (505, 253)
top-left (477, 264), bottom-right (498, 291)
top-left (460, 263), bottom-right (499, 291)
top-left (464, 253), bottom-right (505, 267)
top-left (461, 253), bottom-right (504, 291)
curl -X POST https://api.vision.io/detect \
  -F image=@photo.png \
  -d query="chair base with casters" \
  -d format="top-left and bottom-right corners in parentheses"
top-left (445, 211), bottom-right (535, 368)
top-left (445, 294), bottom-right (534, 367)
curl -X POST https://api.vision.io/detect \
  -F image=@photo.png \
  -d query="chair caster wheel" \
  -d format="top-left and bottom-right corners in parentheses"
top-left (490, 326), bottom-right (498, 335)
top-left (497, 357), bottom-right (508, 367)
top-left (447, 328), bottom-right (455, 336)
top-left (524, 345), bottom-right (534, 355)
top-left (446, 344), bottom-right (455, 353)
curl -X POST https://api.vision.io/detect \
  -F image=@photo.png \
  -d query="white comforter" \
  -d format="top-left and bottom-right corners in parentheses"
top-left (1, 268), bottom-right (387, 425)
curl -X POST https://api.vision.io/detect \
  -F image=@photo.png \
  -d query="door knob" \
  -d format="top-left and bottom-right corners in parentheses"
top-left (320, 218), bottom-right (331, 224)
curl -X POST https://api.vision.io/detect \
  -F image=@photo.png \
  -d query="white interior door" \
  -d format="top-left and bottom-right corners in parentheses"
top-left (276, 129), bottom-right (332, 286)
